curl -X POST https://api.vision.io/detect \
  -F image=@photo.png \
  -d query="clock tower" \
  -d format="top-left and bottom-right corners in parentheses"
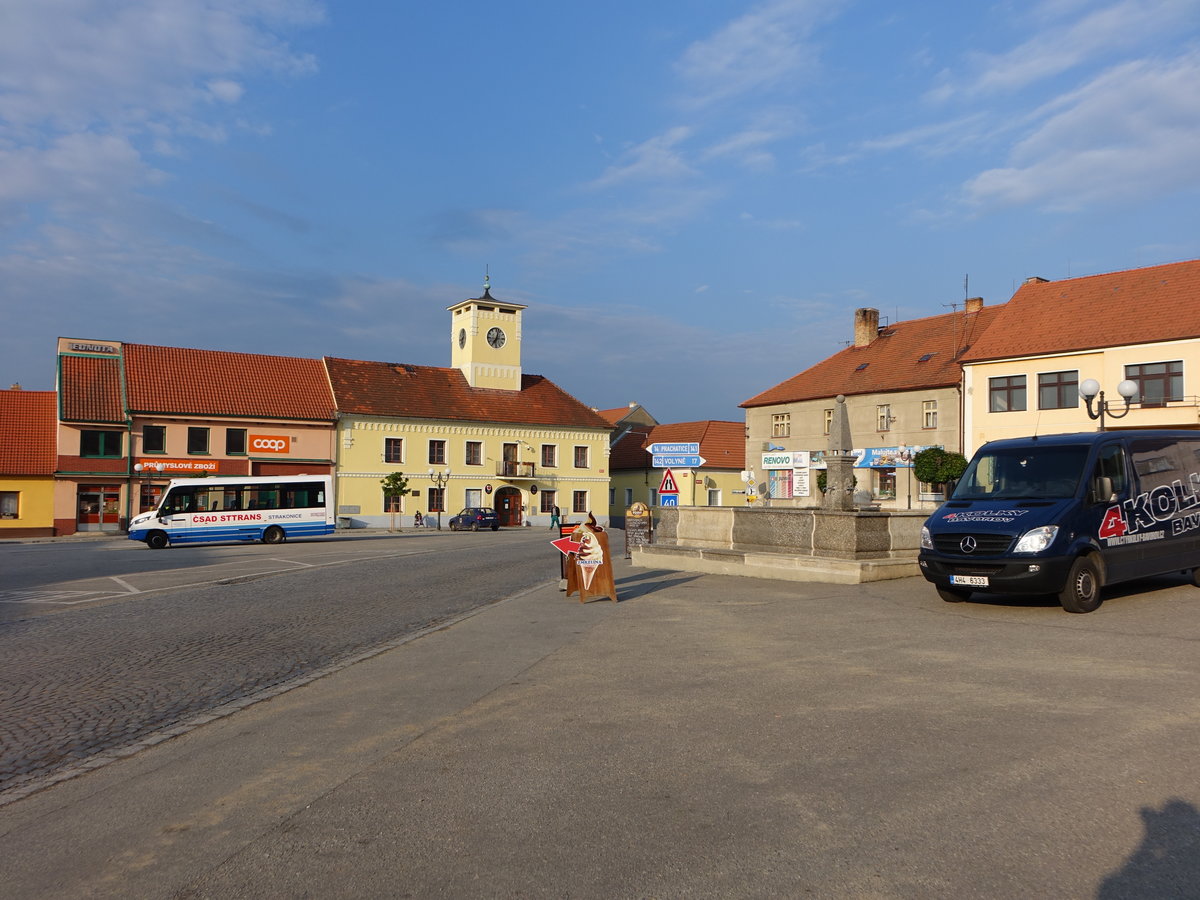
top-left (448, 276), bottom-right (526, 391)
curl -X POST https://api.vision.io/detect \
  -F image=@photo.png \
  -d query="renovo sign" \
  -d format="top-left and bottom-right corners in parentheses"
top-left (250, 435), bottom-right (291, 454)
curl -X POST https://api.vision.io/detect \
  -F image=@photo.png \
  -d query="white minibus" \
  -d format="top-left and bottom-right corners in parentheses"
top-left (128, 475), bottom-right (335, 548)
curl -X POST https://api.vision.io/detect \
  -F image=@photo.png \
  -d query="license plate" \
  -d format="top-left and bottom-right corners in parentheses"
top-left (951, 575), bottom-right (989, 587)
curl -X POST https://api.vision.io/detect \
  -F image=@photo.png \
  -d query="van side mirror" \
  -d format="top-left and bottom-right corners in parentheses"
top-left (1090, 475), bottom-right (1114, 504)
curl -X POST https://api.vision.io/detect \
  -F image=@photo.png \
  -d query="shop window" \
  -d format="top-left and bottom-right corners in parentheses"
top-left (81, 429), bottom-right (123, 458)
top-left (143, 425), bottom-right (166, 454)
top-left (768, 468), bottom-right (793, 499)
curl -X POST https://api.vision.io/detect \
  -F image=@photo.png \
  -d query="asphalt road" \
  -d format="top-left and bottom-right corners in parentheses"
top-left (0, 528), bottom-right (558, 798)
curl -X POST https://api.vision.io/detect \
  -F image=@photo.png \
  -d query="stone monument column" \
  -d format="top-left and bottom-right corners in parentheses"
top-left (824, 394), bottom-right (856, 511)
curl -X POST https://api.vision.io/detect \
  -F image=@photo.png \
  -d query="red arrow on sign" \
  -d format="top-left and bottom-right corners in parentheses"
top-left (551, 536), bottom-right (583, 556)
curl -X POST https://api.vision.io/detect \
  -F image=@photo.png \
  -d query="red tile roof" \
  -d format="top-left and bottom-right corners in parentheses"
top-left (596, 407), bottom-right (632, 425)
top-left (0, 389), bottom-right (57, 475)
top-left (324, 358), bottom-right (613, 429)
top-left (59, 354), bottom-right (125, 423)
top-left (742, 305), bottom-right (1004, 408)
top-left (961, 259), bottom-right (1200, 362)
top-left (123, 344), bottom-right (336, 420)
top-left (610, 421), bottom-right (745, 470)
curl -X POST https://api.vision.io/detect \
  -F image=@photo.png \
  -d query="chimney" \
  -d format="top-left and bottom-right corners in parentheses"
top-left (1023, 276), bottom-right (1049, 285)
top-left (854, 308), bottom-right (880, 348)
top-left (965, 297), bottom-right (984, 314)
top-left (8, 383), bottom-right (20, 390)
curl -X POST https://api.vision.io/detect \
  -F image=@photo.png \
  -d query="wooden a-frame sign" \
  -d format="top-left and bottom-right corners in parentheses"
top-left (555, 518), bottom-right (618, 603)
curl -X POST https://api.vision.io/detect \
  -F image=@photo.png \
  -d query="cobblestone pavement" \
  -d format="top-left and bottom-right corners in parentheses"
top-left (0, 531), bottom-right (553, 801)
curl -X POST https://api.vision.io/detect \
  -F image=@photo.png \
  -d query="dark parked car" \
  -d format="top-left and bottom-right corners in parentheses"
top-left (448, 507), bottom-right (499, 531)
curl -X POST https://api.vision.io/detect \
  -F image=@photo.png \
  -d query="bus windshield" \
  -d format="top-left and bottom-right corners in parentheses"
top-left (953, 446), bottom-right (1090, 501)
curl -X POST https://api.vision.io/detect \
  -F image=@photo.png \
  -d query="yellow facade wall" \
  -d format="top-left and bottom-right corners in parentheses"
top-left (336, 416), bottom-right (611, 527)
top-left (0, 476), bottom-right (57, 534)
top-left (963, 338), bottom-right (1200, 456)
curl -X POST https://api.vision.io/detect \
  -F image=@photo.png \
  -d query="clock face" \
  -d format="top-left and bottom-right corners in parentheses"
top-left (486, 327), bottom-right (506, 349)
top-left (458, 328), bottom-right (466, 349)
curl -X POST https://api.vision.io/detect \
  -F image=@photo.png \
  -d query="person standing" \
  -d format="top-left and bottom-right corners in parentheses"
top-left (549, 505), bottom-right (560, 530)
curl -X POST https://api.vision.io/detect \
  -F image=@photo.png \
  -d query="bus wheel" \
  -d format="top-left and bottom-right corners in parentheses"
top-left (937, 586), bottom-right (969, 603)
top-left (146, 531), bottom-right (169, 550)
top-left (1059, 556), bottom-right (1103, 613)
top-left (262, 526), bottom-right (285, 545)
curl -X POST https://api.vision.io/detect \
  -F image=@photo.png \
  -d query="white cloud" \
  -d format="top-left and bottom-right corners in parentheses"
top-left (587, 126), bottom-right (697, 189)
top-left (964, 54), bottom-right (1200, 210)
top-left (674, 0), bottom-right (842, 108)
top-left (932, 0), bottom-right (1200, 99)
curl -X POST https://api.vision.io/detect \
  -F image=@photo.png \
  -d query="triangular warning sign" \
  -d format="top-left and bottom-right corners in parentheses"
top-left (659, 468), bottom-right (679, 494)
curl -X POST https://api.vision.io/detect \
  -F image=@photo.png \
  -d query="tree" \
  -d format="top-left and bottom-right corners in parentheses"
top-left (380, 472), bottom-right (411, 532)
top-left (912, 447), bottom-right (968, 496)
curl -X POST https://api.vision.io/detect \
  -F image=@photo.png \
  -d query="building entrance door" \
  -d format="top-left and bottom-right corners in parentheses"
top-left (77, 485), bottom-right (122, 531)
top-left (496, 487), bottom-right (522, 527)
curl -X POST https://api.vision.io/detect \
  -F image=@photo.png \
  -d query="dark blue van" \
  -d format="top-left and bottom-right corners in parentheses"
top-left (919, 430), bottom-right (1200, 613)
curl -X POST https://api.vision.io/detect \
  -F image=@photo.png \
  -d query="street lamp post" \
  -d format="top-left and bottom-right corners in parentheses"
top-left (427, 468), bottom-right (451, 530)
top-left (1079, 379), bottom-right (1138, 431)
top-left (132, 461), bottom-right (165, 513)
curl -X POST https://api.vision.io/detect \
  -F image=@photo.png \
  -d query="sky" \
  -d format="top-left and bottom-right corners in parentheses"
top-left (2, 0), bottom-right (1199, 423)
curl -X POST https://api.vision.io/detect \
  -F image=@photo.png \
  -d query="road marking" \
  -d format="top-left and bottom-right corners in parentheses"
top-left (109, 575), bottom-right (140, 593)
top-left (0, 590), bottom-right (129, 605)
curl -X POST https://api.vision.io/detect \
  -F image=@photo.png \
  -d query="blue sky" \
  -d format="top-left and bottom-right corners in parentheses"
top-left (3, 0), bottom-right (1199, 423)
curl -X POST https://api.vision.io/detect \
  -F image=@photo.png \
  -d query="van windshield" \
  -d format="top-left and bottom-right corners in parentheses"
top-left (952, 446), bottom-right (1090, 501)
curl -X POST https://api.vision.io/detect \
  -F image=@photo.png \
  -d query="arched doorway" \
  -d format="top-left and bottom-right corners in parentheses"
top-left (495, 487), bottom-right (522, 527)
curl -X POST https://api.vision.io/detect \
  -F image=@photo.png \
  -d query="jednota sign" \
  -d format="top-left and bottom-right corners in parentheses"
top-left (250, 435), bottom-right (291, 454)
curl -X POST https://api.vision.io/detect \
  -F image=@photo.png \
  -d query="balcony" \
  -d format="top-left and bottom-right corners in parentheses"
top-left (496, 460), bottom-right (537, 479)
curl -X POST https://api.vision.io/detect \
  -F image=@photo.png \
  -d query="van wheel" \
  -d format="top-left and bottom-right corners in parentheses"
top-left (146, 530), bottom-right (169, 550)
top-left (937, 586), bottom-right (969, 603)
top-left (1060, 556), bottom-right (1103, 613)
top-left (262, 526), bottom-right (285, 545)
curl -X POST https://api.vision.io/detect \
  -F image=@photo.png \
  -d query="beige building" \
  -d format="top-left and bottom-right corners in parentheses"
top-left (961, 260), bottom-right (1200, 455)
top-left (329, 286), bottom-right (613, 528)
top-left (742, 302), bottom-right (1003, 510)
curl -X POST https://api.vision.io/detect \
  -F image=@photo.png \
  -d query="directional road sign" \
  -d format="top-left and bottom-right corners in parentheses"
top-left (652, 454), bottom-right (706, 468)
top-left (648, 442), bottom-right (699, 456)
